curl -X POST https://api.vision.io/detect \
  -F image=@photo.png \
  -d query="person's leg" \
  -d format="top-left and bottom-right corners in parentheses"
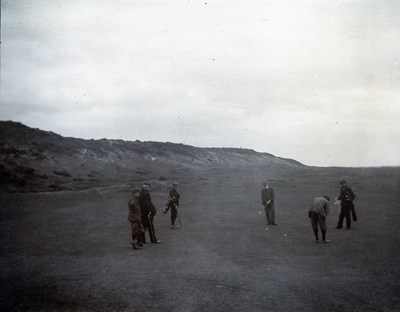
top-left (310, 212), bottom-right (319, 241)
top-left (147, 214), bottom-right (156, 243)
top-left (345, 206), bottom-right (352, 229)
top-left (318, 215), bottom-right (326, 242)
top-left (350, 203), bottom-right (357, 222)
top-left (136, 231), bottom-right (144, 246)
top-left (171, 206), bottom-right (177, 228)
top-left (265, 205), bottom-right (271, 224)
top-left (130, 222), bottom-right (136, 243)
top-left (130, 222), bottom-right (142, 249)
top-left (270, 203), bottom-right (276, 225)
top-left (136, 222), bottom-right (144, 246)
top-left (141, 217), bottom-right (149, 243)
top-left (313, 229), bottom-right (319, 241)
top-left (336, 208), bottom-right (345, 228)
top-left (319, 215), bottom-right (329, 242)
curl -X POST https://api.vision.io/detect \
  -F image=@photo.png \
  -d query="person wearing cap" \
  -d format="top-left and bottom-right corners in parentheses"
top-left (139, 183), bottom-right (162, 243)
top-left (261, 181), bottom-right (276, 226)
top-left (308, 195), bottom-right (331, 243)
top-left (163, 183), bottom-right (181, 229)
top-left (128, 189), bottom-right (144, 249)
top-left (335, 180), bottom-right (356, 229)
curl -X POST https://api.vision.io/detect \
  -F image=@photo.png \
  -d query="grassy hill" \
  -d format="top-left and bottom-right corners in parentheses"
top-left (0, 121), bottom-right (304, 192)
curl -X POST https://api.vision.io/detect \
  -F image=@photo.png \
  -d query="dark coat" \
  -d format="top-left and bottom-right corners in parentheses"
top-left (128, 197), bottom-right (142, 222)
top-left (261, 187), bottom-right (274, 205)
top-left (139, 189), bottom-right (157, 217)
top-left (168, 188), bottom-right (180, 207)
top-left (338, 185), bottom-right (355, 204)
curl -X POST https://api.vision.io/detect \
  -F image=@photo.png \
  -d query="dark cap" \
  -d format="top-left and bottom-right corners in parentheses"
top-left (340, 180), bottom-right (346, 185)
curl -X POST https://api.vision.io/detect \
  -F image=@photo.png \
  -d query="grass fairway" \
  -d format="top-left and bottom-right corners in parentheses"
top-left (1, 169), bottom-right (399, 311)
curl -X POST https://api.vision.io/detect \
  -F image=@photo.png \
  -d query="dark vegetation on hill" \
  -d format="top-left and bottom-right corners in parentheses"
top-left (0, 121), bottom-right (304, 192)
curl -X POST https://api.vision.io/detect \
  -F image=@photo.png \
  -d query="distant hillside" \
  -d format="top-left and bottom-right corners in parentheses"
top-left (0, 121), bottom-right (304, 192)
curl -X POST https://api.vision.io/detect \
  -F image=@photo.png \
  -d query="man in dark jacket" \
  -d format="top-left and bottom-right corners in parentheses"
top-left (163, 182), bottom-right (181, 229)
top-left (261, 181), bottom-right (276, 225)
top-left (139, 183), bottom-right (161, 243)
top-left (128, 189), bottom-right (144, 250)
top-left (335, 180), bottom-right (356, 229)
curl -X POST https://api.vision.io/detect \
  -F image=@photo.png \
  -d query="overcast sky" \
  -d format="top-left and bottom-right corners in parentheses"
top-left (1, 0), bottom-right (399, 167)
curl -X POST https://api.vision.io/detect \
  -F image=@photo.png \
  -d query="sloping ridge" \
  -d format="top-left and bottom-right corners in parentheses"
top-left (0, 121), bottom-right (304, 192)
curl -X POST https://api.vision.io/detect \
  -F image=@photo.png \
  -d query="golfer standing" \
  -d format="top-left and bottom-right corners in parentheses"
top-left (128, 189), bottom-right (144, 249)
top-left (335, 180), bottom-right (356, 229)
top-left (163, 182), bottom-right (181, 229)
top-left (309, 195), bottom-right (331, 243)
top-left (139, 183), bottom-right (162, 244)
top-left (261, 181), bottom-right (276, 225)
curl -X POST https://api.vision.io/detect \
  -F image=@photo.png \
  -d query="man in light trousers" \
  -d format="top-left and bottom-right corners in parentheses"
top-left (309, 195), bottom-right (331, 243)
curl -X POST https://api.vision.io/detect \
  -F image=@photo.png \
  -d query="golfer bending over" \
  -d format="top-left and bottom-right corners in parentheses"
top-left (308, 195), bottom-right (331, 243)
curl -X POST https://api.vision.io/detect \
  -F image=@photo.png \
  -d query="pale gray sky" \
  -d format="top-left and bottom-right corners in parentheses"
top-left (1, 0), bottom-right (399, 167)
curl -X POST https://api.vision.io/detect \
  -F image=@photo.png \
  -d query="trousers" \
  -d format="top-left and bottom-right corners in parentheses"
top-left (264, 202), bottom-right (275, 224)
top-left (310, 211), bottom-right (327, 231)
top-left (337, 202), bottom-right (352, 229)
top-left (170, 205), bottom-right (178, 225)
top-left (141, 214), bottom-right (157, 243)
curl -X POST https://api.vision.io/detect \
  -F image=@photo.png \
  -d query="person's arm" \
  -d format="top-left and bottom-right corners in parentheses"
top-left (171, 190), bottom-right (180, 205)
top-left (128, 200), bottom-right (132, 221)
top-left (128, 199), bottom-right (136, 220)
top-left (149, 196), bottom-right (157, 216)
top-left (349, 188), bottom-right (356, 201)
top-left (261, 190), bottom-right (267, 205)
top-left (325, 202), bottom-right (330, 216)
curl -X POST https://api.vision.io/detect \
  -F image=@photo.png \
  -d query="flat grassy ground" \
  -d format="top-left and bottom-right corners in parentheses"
top-left (1, 168), bottom-right (399, 311)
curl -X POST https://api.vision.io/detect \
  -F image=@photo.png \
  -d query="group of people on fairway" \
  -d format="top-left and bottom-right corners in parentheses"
top-left (128, 179), bottom-right (356, 249)
top-left (261, 180), bottom-right (356, 243)
top-left (128, 182), bottom-right (180, 250)
top-left (310, 180), bottom-right (356, 243)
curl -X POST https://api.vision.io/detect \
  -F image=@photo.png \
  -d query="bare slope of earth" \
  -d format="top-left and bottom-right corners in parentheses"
top-left (0, 121), bottom-right (303, 192)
